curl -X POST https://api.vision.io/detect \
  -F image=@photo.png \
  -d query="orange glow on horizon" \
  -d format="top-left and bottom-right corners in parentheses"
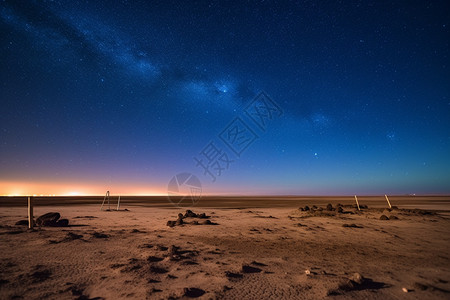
top-left (0, 180), bottom-right (167, 196)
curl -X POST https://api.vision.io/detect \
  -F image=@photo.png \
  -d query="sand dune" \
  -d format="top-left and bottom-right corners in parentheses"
top-left (0, 197), bottom-right (449, 299)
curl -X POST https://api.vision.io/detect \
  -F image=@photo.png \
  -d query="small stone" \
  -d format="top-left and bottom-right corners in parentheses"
top-left (413, 282), bottom-right (428, 290)
top-left (225, 271), bottom-right (243, 279)
top-left (349, 273), bottom-right (364, 285)
top-left (402, 287), bottom-right (409, 293)
top-left (15, 220), bottom-right (29, 226)
top-left (56, 219), bottom-right (69, 227)
top-left (92, 232), bottom-right (109, 239)
top-left (184, 210), bottom-right (197, 218)
top-left (305, 269), bottom-right (311, 275)
top-left (242, 265), bottom-right (262, 273)
top-left (304, 206), bottom-right (310, 211)
top-left (183, 287), bottom-right (205, 298)
top-left (326, 203), bottom-right (333, 211)
top-left (380, 215), bottom-right (389, 220)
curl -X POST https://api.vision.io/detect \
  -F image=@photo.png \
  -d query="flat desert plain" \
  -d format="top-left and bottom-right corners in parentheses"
top-left (0, 196), bottom-right (449, 299)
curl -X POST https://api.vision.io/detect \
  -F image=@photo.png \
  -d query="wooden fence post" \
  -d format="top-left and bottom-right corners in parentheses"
top-left (28, 196), bottom-right (34, 229)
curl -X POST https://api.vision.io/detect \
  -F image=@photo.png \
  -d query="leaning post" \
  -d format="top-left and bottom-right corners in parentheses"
top-left (354, 195), bottom-right (360, 211)
top-left (385, 194), bottom-right (392, 209)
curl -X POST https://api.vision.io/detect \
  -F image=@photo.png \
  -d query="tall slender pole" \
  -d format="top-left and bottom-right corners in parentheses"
top-left (28, 196), bottom-right (34, 229)
top-left (354, 195), bottom-right (360, 211)
top-left (116, 195), bottom-right (121, 211)
top-left (385, 194), bottom-right (392, 208)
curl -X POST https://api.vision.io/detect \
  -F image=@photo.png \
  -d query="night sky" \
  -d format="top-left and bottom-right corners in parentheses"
top-left (1, 0), bottom-right (449, 196)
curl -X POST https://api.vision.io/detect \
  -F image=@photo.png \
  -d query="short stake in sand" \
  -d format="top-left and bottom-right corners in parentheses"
top-left (385, 194), bottom-right (392, 209)
top-left (28, 196), bottom-right (34, 228)
top-left (354, 195), bottom-right (360, 211)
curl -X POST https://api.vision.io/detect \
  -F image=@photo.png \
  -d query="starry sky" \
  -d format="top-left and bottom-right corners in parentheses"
top-left (1, 0), bottom-right (449, 196)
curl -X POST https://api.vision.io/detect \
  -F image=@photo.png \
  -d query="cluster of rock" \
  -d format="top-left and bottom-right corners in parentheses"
top-left (16, 212), bottom-right (69, 227)
top-left (299, 203), bottom-right (369, 214)
top-left (299, 203), bottom-right (343, 213)
top-left (166, 210), bottom-right (212, 227)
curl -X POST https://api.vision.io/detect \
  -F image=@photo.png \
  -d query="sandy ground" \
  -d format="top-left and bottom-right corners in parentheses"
top-left (0, 198), bottom-right (449, 299)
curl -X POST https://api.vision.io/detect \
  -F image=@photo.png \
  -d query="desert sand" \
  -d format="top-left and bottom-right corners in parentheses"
top-left (0, 196), bottom-right (449, 299)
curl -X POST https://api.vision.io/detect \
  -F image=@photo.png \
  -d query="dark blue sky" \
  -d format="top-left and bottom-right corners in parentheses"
top-left (1, 0), bottom-right (449, 196)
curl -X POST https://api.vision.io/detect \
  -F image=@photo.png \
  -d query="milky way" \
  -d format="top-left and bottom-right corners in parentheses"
top-left (1, 1), bottom-right (449, 195)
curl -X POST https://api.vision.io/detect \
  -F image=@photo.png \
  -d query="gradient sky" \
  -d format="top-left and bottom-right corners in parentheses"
top-left (1, 0), bottom-right (449, 196)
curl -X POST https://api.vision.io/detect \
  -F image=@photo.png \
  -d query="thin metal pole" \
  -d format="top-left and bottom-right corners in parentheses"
top-left (116, 195), bottom-right (121, 211)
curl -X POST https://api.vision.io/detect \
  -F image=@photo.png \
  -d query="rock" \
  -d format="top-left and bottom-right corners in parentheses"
top-left (413, 282), bottom-right (428, 291)
top-left (183, 287), bottom-right (205, 298)
top-left (147, 256), bottom-right (163, 262)
top-left (169, 245), bottom-right (179, 256)
top-left (318, 207), bottom-right (323, 211)
top-left (36, 212), bottom-right (60, 227)
top-left (184, 210), bottom-right (197, 218)
top-left (198, 213), bottom-right (207, 218)
top-left (337, 206), bottom-right (344, 213)
top-left (149, 265), bottom-right (168, 274)
top-left (65, 232), bottom-right (83, 240)
top-left (242, 265), bottom-right (262, 273)
top-left (349, 273), bottom-right (364, 285)
top-left (30, 269), bottom-right (52, 283)
top-left (380, 215), bottom-right (389, 220)
top-left (225, 271), bottom-right (243, 279)
top-left (200, 219), bottom-right (212, 225)
top-left (390, 215), bottom-right (399, 220)
top-left (56, 219), bottom-right (69, 227)
top-left (304, 206), bottom-right (310, 211)
top-left (402, 287), bottom-right (409, 293)
top-left (166, 220), bottom-right (176, 227)
top-left (338, 279), bottom-right (357, 291)
top-left (175, 218), bottom-right (183, 226)
top-left (342, 224), bottom-right (362, 228)
top-left (326, 203), bottom-right (333, 211)
top-left (15, 220), bottom-right (29, 226)
top-left (92, 232), bottom-right (109, 238)
top-left (178, 213), bottom-right (184, 219)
